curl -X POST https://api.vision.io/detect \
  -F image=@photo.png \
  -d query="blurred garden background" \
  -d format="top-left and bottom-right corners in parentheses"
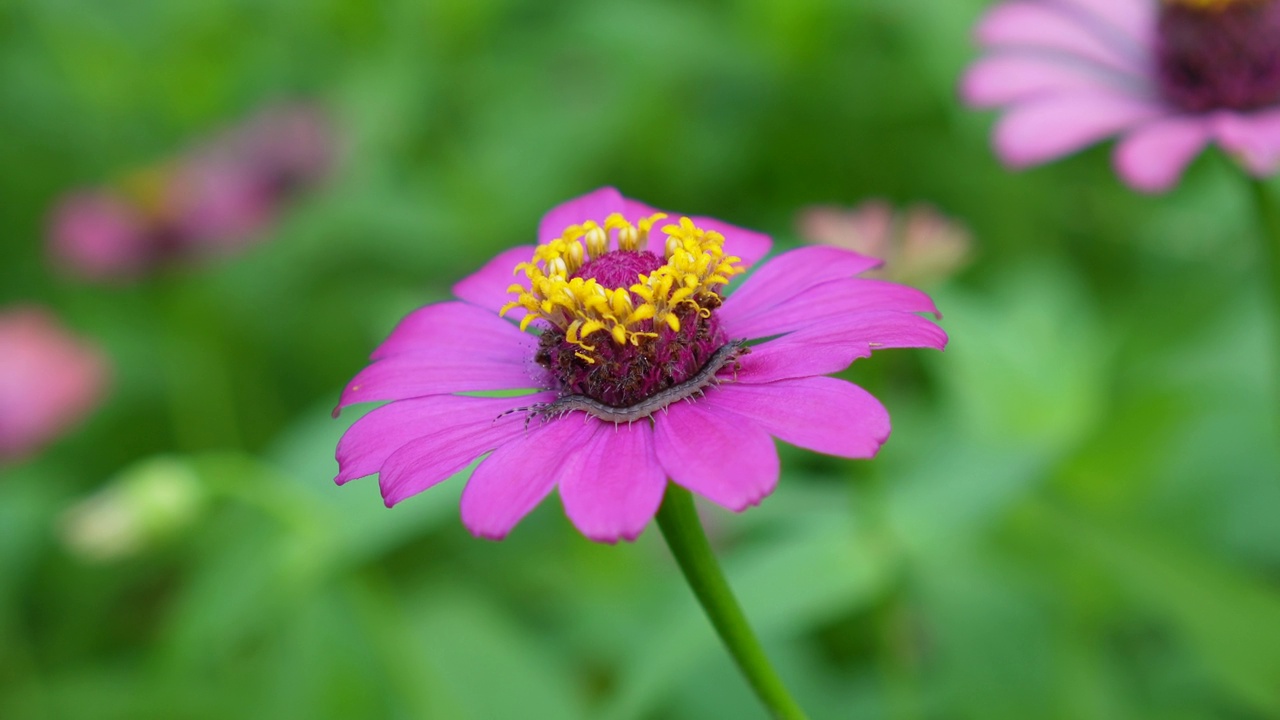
top-left (3, 0), bottom-right (1280, 718)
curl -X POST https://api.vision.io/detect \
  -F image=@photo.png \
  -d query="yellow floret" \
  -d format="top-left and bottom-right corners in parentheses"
top-left (502, 213), bottom-right (744, 355)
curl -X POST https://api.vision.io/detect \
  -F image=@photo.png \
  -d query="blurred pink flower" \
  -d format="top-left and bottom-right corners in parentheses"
top-left (961, 0), bottom-right (1280, 192)
top-left (224, 104), bottom-right (335, 195)
top-left (48, 192), bottom-right (153, 281)
top-left (0, 307), bottom-right (109, 463)
top-left (168, 158), bottom-right (276, 256)
top-left (334, 188), bottom-right (946, 543)
top-left (799, 201), bottom-right (972, 286)
top-left (48, 102), bottom-right (335, 280)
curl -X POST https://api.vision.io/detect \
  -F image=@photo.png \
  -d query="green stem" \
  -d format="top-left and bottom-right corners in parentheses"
top-left (1248, 179), bottom-right (1280, 430)
top-left (655, 483), bottom-right (811, 720)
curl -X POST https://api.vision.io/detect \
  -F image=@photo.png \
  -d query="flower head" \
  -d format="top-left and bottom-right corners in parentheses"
top-left (799, 201), bottom-right (972, 287)
top-left (334, 188), bottom-right (946, 542)
top-left (962, 0), bottom-right (1280, 192)
top-left (0, 306), bottom-right (109, 462)
top-left (48, 102), bottom-right (335, 281)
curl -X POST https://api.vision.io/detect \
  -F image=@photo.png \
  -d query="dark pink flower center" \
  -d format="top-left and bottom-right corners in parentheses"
top-left (1155, 0), bottom-right (1280, 112)
top-left (572, 249), bottom-right (666, 287)
top-left (536, 249), bottom-right (728, 407)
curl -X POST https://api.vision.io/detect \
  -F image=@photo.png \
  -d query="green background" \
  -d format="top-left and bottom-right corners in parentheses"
top-left (2, 0), bottom-right (1279, 718)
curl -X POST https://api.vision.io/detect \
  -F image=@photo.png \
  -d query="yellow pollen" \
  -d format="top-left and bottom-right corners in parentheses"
top-left (501, 213), bottom-right (744, 354)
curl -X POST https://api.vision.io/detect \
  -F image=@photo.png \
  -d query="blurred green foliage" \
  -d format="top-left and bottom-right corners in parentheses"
top-left (3, 0), bottom-right (1279, 718)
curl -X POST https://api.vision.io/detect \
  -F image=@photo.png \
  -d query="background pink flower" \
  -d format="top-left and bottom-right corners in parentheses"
top-left (47, 102), bottom-right (335, 280)
top-left (962, 0), bottom-right (1280, 192)
top-left (0, 306), bottom-right (110, 462)
top-left (334, 188), bottom-right (946, 543)
top-left (48, 192), bottom-right (154, 281)
top-left (799, 201), bottom-right (972, 286)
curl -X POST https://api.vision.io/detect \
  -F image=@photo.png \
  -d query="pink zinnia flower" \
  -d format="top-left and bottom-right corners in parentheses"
top-left (799, 201), bottom-right (973, 286)
top-left (48, 192), bottom-right (154, 281)
top-left (0, 307), bottom-right (110, 463)
top-left (48, 102), bottom-right (335, 281)
top-left (962, 0), bottom-right (1280, 192)
top-left (334, 188), bottom-right (946, 542)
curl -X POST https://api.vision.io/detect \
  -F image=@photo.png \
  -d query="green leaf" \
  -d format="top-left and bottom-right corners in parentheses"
top-left (1035, 503), bottom-right (1280, 714)
top-left (404, 583), bottom-right (590, 720)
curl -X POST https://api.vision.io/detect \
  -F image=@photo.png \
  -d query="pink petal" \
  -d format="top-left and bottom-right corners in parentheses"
top-left (461, 415), bottom-right (600, 539)
top-left (710, 377), bottom-right (890, 460)
top-left (1213, 108), bottom-right (1280, 177)
top-left (451, 244), bottom-right (537, 316)
top-left (975, 2), bottom-right (1145, 76)
top-left (962, 53), bottom-right (1145, 108)
top-left (621, 197), bottom-right (663, 221)
top-left (719, 246), bottom-right (883, 330)
top-left (823, 309), bottom-right (950, 352)
top-left (734, 329), bottom-right (869, 384)
top-left (557, 422), bottom-right (666, 543)
top-left (1056, 0), bottom-right (1154, 45)
top-left (336, 352), bottom-right (544, 412)
top-left (378, 396), bottom-right (547, 507)
top-left (722, 278), bottom-right (939, 340)
top-left (336, 393), bottom-right (549, 487)
top-left (689, 215), bottom-right (772, 269)
top-left (734, 312), bottom-right (948, 384)
top-left (619, 196), bottom-right (674, 240)
top-left (537, 187), bottom-right (626, 245)
top-left (1114, 115), bottom-right (1213, 193)
top-left (993, 92), bottom-right (1167, 168)
top-left (652, 400), bottom-right (779, 511)
top-left (371, 301), bottom-right (535, 362)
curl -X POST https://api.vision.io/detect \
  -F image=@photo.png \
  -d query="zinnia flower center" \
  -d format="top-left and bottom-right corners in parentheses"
top-left (1155, 0), bottom-right (1280, 112)
top-left (502, 213), bottom-right (743, 408)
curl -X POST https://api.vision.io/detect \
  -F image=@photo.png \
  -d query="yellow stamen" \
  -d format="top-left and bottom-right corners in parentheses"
top-left (504, 213), bottom-right (743, 348)
top-left (583, 222), bottom-right (608, 258)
